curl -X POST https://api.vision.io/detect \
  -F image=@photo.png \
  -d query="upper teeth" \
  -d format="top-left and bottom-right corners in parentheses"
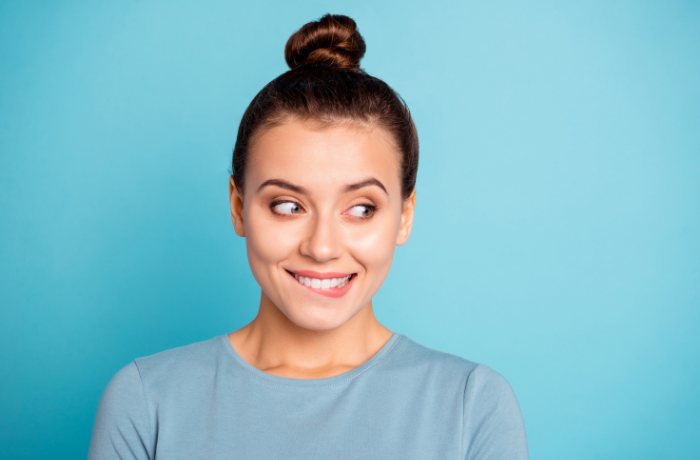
top-left (294, 274), bottom-right (352, 289)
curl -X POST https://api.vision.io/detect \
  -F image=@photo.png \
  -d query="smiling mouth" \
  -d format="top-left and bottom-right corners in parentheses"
top-left (286, 270), bottom-right (356, 290)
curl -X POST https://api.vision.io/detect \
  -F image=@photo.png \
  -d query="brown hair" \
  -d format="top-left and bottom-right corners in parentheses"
top-left (231, 14), bottom-right (418, 200)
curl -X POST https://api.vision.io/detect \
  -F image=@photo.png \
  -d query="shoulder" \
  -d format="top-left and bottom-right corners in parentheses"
top-left (90, 336), bottom-right (227, 457)
top-left (132, 335), bottom-right (224, 387)
top-left (390, 336), bottom-right (527, 458)
top-left (390, 335), bottom-right (482, 381)
top-left (464, 363), bottom-right (516, 402)
top-left (96, 336), bottom-right (225, 408)
top-left (97, 360), bottom-right (145, 412)
top-left (391, 335), bottom-right (522, 416)
top-left (90, 361), bottom-right (154, 459)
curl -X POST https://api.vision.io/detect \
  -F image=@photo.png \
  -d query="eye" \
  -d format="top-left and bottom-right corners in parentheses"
top-left (346, 204), bottom-right (375, 218)
top-left (272, 201), bottom-right (304, 215)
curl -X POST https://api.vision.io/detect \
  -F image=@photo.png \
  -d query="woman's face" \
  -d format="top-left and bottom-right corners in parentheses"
top-left (229, 120), bottom-right (415, 331)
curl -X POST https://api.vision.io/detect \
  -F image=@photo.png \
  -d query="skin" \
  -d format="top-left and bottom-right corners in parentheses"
top-left (227, 119), bottom-right (416, 379)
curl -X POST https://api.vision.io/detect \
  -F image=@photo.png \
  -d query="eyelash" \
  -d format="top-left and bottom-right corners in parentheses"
top-left (347, 203), bottom-right (377, 220)
top-left (269, 200), bottom-right (377, 220)
top-left (270, 200), bottom-right (304, 217)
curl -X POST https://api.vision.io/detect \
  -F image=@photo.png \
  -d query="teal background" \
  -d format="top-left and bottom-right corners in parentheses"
top-left (1, 1), bottom-right (698, 458)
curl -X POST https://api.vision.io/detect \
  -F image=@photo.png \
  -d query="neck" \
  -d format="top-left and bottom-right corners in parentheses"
top-left (228, 292), bottom-right (393, 379)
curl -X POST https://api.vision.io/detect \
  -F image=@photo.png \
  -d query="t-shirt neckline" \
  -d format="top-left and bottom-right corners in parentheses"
top-left (219, 333), bottom-right (402, 388)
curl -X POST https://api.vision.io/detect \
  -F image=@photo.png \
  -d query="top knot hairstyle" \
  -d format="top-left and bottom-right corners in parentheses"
top-left (284, 14), bottom-right (366, 71)
top-left (232, 14), bottom-right (418, 200)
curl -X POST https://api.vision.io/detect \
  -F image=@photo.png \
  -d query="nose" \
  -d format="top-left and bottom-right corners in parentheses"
top-left (299, 210), bottom-right (343, 263)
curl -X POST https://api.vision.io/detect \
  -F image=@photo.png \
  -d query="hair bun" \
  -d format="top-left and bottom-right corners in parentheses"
top-left (285, 14), bottom-right (366, 71)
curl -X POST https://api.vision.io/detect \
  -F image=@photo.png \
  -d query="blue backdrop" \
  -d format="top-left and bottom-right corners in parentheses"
top-left (1, 1), bottom-right (698, 459)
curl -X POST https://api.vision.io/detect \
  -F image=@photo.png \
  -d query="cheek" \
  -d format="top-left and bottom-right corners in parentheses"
top-left (345, 212), bottom-right (401, 274)
top-left (244, 206), bottom-right (300, 271)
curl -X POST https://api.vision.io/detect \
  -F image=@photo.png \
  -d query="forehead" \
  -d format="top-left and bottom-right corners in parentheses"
top-left (246, 120), bottom-right (401, 195)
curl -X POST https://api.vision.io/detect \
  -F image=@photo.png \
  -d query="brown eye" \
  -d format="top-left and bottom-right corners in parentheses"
top-left (347, 205), bottom-right (374, 218)
top-left (273, 202), bottom-right (304, 215)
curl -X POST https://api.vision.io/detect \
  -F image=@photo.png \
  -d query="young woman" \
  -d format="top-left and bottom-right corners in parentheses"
top-left (88, 14), bottom-right (528, 460)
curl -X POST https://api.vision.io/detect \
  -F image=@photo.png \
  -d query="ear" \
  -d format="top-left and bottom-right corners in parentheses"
top-left (229, 176), bottom-right (246, 237)
top-left (396, 189), bottom-right (416, 246)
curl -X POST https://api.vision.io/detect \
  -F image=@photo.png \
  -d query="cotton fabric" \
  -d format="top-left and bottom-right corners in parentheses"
top-left (88, 334), bottom-right (528, 459)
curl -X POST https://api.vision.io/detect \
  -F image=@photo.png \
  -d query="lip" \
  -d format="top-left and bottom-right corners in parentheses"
top-left (286, 270), bottom-right (356, 298)
top-left (290, 270), bottom-right (354, 279)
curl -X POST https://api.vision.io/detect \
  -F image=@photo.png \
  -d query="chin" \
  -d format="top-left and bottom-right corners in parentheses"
top-left (281, 304), bottom-right (358, 332)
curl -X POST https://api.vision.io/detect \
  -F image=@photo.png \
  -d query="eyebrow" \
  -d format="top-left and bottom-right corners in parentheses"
top-left (343, 178), bottom-right (389, 196)
top-left (257, 177), bottom-right (389, 197)
top-left (257, 179), bottom-right (308, 194)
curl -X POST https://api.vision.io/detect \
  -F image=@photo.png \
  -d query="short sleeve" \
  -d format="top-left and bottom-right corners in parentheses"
top-left (462, 365), bottom-right (528, 460)
top-left (88, 361), bottom-right (154, 460)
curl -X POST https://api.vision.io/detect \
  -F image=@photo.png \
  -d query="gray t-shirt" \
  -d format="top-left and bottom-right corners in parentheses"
top-left (88, 334), bottom-right (528, 459)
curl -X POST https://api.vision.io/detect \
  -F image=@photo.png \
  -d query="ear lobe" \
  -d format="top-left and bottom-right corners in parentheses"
top-left (396, 189), bottom-right (416, 246)
top-left (229, 176), bottom-right (246, 237)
